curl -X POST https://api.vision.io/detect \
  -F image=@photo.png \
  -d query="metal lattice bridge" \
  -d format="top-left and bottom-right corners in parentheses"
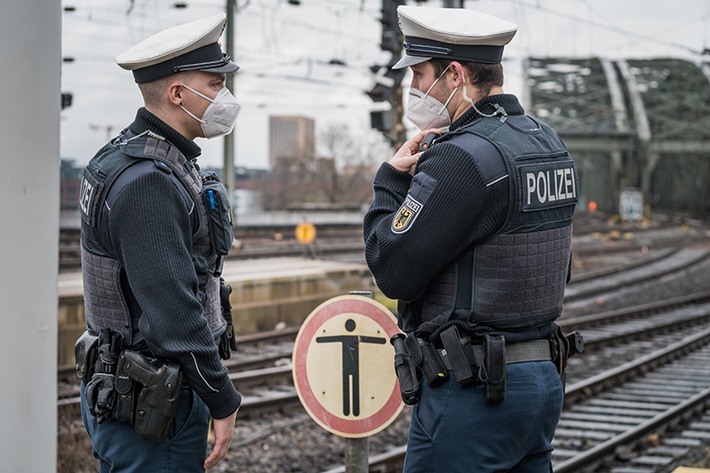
top-left (525, 57), bottom-right (710, 218)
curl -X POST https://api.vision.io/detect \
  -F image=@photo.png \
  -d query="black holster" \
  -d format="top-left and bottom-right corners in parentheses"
top-left (119, 349), bottom-right (183, 442)
top-left (74, 330), bottom-right (99, 384)
top-left (78, 327), bottom-right (183, 442)
top-left (403, 333), bottom-right (448, 388)
top-left (440, 325), bottom-right (478, 388)
top-left (218, 278), bottom-right (237, 360)
top-left (439, 326), bottom-right (506, 403)
top-left (553, 326), bottom-right (584, 379)
top-left (391, 333), bottom-right (421, 405)
top-left (114, 356), bottom-right (138, 426)
top-left (84, 329), bottom-right (125, 423)
top-left (483, 334), bottom-right (506, 403)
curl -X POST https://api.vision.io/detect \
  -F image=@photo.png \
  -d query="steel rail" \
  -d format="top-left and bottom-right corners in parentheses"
top-left (563, 248), bottom-right (710, 302)
top-left (555, 387), bottom-right (710, 472)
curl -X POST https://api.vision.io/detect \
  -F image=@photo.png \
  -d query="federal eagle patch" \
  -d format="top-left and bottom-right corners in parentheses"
top-left (392, 195), bottom-right (423, 234)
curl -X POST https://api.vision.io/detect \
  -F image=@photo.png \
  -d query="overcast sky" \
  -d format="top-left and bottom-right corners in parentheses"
top-left (60, 0), bottom-right (710, 169)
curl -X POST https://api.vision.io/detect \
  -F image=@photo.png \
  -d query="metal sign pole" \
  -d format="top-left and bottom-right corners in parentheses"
top-left (345, 437), bottom-right (370, 473)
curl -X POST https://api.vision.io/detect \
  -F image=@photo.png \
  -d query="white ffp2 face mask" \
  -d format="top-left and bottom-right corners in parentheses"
top-left (405, 67), bottom-right (458, 130)
top-left (180, 84), bottom-right (241, 139)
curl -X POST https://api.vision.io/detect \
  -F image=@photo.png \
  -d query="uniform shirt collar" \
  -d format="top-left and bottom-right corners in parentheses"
top-left (129, 107), bottom-right (202, 160)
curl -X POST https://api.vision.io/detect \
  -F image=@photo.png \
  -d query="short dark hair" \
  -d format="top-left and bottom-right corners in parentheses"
top-left (137, 71), bottom-right (196, 107)
top-left (430, 58), bottom-right (504, 97)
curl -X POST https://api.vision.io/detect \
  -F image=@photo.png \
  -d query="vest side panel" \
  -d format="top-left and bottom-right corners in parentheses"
top-left (81, 244), bottom-right (132, 340)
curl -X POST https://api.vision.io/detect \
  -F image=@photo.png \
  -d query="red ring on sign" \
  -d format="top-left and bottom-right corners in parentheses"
top-left (293, 296), bottom-right (403, 437)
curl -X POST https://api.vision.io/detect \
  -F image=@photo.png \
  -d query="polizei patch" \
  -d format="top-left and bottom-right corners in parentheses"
top-left (520, 160), bottom-right (578, 211)
top-left (78, 169), bottom-right (104, 228)
top-left (392, 195), bottom-right (423, 234)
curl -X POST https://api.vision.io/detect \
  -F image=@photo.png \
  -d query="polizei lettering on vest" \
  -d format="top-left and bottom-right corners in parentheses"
top-left (526, 167), bottom-right (576, 205)
top-left (79, 177), bottom-right (95, 215)
top-left (521, 162), bottom-right (578, 211)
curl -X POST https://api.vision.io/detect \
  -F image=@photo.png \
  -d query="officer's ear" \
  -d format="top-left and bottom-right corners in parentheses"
top-left (166, 81), bottom-right (184, 106)
top-left (449, 62), bottom-right (465, 87)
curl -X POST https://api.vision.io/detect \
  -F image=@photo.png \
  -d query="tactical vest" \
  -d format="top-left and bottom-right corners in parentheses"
top-left (78, 130), bottom-right (228, 345)
top-left (416, 115), bottom-right (578, 341)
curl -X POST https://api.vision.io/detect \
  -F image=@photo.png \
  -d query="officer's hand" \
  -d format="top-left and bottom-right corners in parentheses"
top-left (389, 128), bottom-right (441, 175)
top-left (204, 411), bottom-right (237, 470)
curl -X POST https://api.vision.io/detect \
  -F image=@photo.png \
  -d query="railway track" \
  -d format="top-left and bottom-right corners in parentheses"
top-left (554, 327), bottom-right (710, 472)
top-left (56, 220), bottom-right (710, 472)
top-left (322, 326), bottom-right (710, 473)
top-left (59, 238), bottom-right (367, 270)
top-left (59, 286), bottom-right (710, 472)
top-left (564, 247), bottom-right (709, 304)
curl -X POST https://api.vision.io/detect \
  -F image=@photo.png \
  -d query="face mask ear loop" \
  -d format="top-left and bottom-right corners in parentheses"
top-left (425, 65), bottom-right (457, 116)
top-left (179, 83), bottom-right (215, 125)
top-left (424, 64), bottom-right (452, 97)
top-left (438, 86), bottom-right (458, 115)
top-left (180, 104), bottom-right (207, 124)
top-left (180, 83), bottom-right (216, 103)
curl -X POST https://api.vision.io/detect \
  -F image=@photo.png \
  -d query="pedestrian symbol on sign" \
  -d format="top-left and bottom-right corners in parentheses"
top-left (316, 318), bottom-right (386, 416)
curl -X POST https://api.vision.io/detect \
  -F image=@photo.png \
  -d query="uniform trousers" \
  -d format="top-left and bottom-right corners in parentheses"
top-left (80, 384), bottom-right (210, 473)
top-left (403, 361), bottom-right (564, 473)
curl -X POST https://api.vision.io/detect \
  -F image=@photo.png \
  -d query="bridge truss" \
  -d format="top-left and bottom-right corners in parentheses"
top-left (526, 57), bottom-right (710, 218)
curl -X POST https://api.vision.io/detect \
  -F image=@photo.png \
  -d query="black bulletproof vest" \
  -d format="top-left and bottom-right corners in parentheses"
top-left (78, 130), bottom-right (225, 345)
top-left (415, 115), bottom-right (578, 341)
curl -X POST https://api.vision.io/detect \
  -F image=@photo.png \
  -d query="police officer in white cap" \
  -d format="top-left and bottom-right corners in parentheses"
top-left (77, 13), bottom-right (242, 472)
top-left (364, 6), bottom-right (580, 472)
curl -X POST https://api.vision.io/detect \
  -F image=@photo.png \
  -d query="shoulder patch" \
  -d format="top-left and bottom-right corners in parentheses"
top-left (391, 172), bottom-right (437, 234)
top-left (392, 195), bottom-right (422, 234)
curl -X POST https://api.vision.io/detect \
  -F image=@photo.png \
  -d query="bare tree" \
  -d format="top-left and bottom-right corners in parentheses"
top-left (316, 123), bottom-right (388, 206)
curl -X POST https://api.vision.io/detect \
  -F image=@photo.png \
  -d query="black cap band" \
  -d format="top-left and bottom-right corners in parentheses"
top-left (132, 43), bottom-right (236, 84)
top-left (403, 36), bottom-right (505, 64)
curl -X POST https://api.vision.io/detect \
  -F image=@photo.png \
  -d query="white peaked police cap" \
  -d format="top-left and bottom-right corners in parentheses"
top-left (393, 6), bottom-right (518, 69)
top-left (115, 13), bottom-right (239, 83)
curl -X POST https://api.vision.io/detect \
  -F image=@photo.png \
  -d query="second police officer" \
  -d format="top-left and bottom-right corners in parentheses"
top-left (76, 14), bottom-right (241, 472)
top-left (364, 6), bottom-right (581, 473)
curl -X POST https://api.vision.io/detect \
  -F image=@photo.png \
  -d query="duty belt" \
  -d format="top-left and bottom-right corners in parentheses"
top-left (391, 325), bottom-right (583, 406)
top-left (437, 338), bottom-right (552, 371)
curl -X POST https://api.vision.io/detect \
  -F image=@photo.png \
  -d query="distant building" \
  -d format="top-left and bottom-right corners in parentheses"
top-left (268, 116), bottom-right (315, 167)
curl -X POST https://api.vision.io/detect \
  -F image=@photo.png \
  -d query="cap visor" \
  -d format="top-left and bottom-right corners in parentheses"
top-left (393, 54), bottom-right (431, 70)
top-left (200, 60), bottom-right (240, 74)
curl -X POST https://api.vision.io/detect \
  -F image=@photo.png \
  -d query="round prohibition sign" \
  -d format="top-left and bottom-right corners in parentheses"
top-left (292, 295), bottom-right (404, 438)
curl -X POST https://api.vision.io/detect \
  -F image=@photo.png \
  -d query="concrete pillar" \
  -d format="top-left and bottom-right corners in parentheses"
top-left (0, 2), bottom-right (60, 472)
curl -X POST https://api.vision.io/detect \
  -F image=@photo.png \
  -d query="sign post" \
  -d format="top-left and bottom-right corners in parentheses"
top-left (292, 293), bottom-right (403, 472)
